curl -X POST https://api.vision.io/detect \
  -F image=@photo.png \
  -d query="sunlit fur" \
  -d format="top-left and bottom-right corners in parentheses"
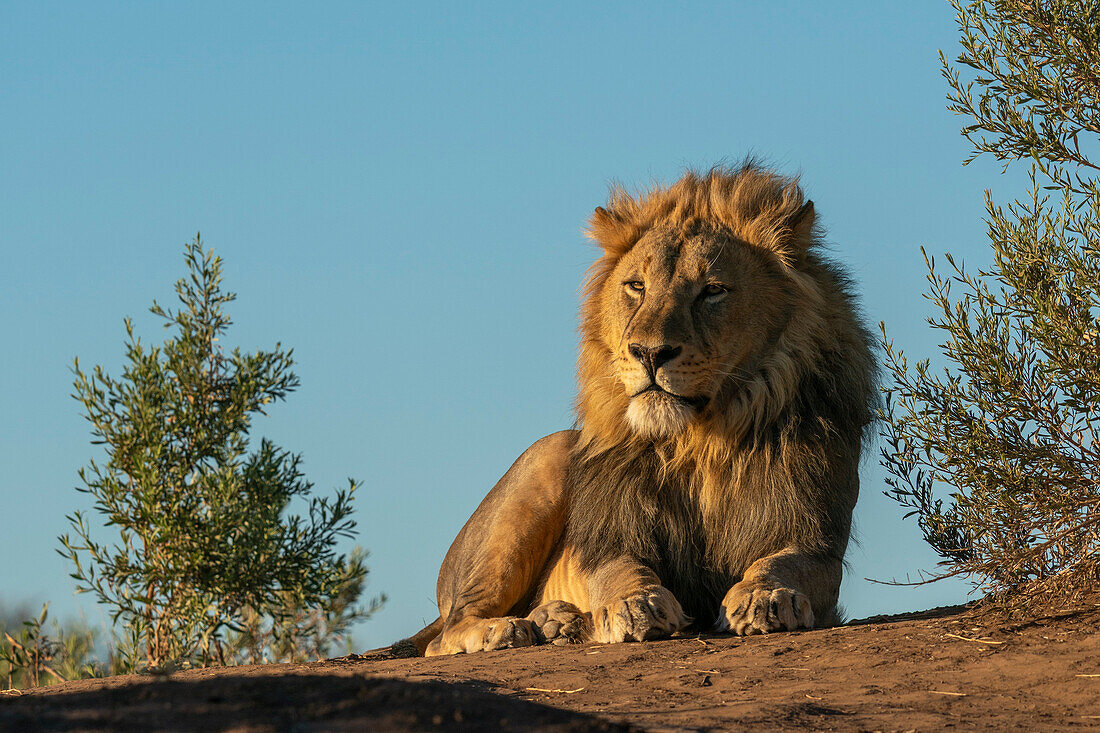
top-left (567, 161), bottom-right (879, 626)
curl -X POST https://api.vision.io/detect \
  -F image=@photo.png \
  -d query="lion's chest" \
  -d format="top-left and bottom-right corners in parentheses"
top-left (631, 485), bottom-right (755, 625)
top-left (567, 460), bottom-right (786, 626)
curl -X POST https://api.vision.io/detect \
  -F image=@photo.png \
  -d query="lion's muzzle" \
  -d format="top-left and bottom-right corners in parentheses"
top-left (627, 343), bottom-right (682, 379)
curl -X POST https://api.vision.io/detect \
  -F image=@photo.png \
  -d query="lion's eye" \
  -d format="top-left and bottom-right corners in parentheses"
top-left (624, 281), bottom-right (645, 295)
top-left (701, 283), bottom-right (728, 301)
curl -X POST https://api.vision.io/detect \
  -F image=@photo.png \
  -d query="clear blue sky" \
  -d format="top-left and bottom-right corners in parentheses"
top-left (1, 2), bottom-right (1024, 650)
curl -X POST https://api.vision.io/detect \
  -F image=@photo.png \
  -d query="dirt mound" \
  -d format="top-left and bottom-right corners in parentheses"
top-left (4, 605), bottom-right (1100, 731)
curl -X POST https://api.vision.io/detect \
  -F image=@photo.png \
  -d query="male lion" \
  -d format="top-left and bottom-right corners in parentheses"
top-left (398, 162), bottom-right (877, 657)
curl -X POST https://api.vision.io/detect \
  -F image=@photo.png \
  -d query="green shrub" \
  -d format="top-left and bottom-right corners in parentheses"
top-left (882, 0), bottom-right (1100, 610)
top-left (60, 237), bottom-right (382, 671)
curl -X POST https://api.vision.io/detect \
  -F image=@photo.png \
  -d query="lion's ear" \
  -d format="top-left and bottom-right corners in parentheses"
top-left (590, 206), bottom-right (620, 236)
top-left (777, 200), bottom-right (815, 265)
top-left (587, 205), bottom-right (638, 256)
top-left (791, 200), bottom-right (815, 237)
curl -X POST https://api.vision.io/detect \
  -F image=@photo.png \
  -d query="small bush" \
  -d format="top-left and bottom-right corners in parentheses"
top-left (60, 237), bottom-right (382, 671)
top-left (881, 0), bottom-right (1100, 611)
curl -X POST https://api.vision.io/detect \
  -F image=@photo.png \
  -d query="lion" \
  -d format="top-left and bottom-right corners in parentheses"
top-left (395, 161), bottom-right (877, 657)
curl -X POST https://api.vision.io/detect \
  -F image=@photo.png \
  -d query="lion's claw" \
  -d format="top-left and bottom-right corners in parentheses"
top-left (716, 583), bottom-right (813, 635)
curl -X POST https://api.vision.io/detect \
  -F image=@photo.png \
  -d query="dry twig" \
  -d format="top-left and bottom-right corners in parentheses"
top-left (944, 632), bottom-right (1004, 645)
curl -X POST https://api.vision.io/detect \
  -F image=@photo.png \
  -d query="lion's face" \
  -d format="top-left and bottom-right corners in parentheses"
top-left (598, 227), bottom-right (793, 438)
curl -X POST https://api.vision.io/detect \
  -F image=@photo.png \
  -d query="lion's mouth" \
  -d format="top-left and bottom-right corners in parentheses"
top-left (633, 383), bottom-right (710, 411)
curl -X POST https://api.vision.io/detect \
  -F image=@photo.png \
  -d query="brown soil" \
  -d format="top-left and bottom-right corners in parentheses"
top-left (4, 605), bottom-right (1100, 731)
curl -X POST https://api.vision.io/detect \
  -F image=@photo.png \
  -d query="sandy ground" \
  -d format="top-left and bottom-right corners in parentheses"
top-left (3, 605), bottom-right (1100, 731)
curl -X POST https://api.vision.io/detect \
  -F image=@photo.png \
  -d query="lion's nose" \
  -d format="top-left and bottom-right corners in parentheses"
top-left (628, 343), bottom-right (683, 376)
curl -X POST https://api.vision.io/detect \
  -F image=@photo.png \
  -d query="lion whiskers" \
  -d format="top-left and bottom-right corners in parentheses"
top-left (711, 364), bottom-right (754, 384)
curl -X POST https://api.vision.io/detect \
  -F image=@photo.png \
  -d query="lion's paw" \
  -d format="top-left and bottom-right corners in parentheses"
top-left (427, 616), bottom-right (540, 656)
top-left (527, 601), bottom-right (593, 645)
top-left (716, 583), bottom-right (813, 635)
top-left (475, 617), bottom-right (540, 652)
top-left (592, 587), bottom-right (689, 643)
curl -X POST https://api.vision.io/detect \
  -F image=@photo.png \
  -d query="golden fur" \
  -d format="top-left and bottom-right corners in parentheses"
top-left (396, 161), bottom-right (877, 656)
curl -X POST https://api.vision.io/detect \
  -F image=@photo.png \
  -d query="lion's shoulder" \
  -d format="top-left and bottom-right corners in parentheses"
top-left (520, 430), bottom-right (578, 474)
top-left (489, 430), bottom-right (578, 507)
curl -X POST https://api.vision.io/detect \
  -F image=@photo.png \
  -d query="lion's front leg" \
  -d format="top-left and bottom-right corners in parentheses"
top-left (717, 547), bottom-right (841, 635)
top-left (587, 558), bottom-right (690, 643)
top-left (425, 431), bottom-right (576, 656)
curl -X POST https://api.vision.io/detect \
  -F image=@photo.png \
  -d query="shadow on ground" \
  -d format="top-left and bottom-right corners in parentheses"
top-left (0, 674), bottom-right (629, 732)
